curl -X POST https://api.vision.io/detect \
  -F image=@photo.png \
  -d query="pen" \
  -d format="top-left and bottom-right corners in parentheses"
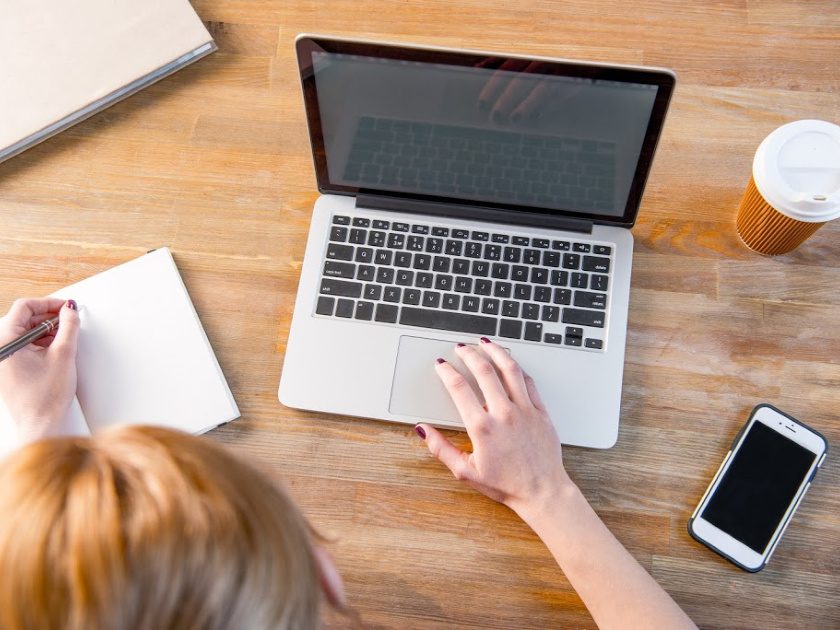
top-left (0, 315), bottom-right (60, 362)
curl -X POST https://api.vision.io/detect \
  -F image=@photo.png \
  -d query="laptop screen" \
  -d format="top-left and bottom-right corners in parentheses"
top-left (298, 37), bottom-right (675, 227)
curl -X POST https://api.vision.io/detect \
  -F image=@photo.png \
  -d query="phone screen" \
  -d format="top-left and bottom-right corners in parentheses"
top-left (701, 421), bottom-right (816, 553)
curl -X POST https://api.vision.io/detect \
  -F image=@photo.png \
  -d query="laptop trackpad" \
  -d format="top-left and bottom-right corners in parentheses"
top-left (389, 336), bottom-right (485, 425)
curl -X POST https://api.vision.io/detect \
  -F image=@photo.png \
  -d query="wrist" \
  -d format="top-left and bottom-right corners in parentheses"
top-left (509, 473), bottom-right (582, 529)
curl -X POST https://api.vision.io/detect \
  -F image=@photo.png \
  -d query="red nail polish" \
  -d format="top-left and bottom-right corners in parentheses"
top-left (66, 299), bottom-right (77, 311)
top-left (456, 343), bottom-right (466, 347)
top-left (435, 358), bottom-right (446, 365)
top-left (480, 337), bottom-right (491, 344)
top-left (414, 425), bottom-right (426, 439)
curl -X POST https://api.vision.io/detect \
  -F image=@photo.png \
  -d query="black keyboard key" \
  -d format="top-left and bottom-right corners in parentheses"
top-left (512, 236), bottom-right (530, 246)
top-left (463, 296), bottom-right (480, 312)
top-left (452, 229), bottom-right (469, 239)
top-left (524, 322), bottom-right (543, 341)
top-left (465, 242), bottom-right (482, 258)
top-left (562, 253), bottom-right (581, 269)
top-left (522, 303), bottom-right (539, 320)
top-left (573, 242), bottom-right (591, 253)
top-left (499, 319), bottom-right (522, 339)
top-left (376, 268), bottom-right (395, 284)
top-left (355, 301), bottom-right (374, 320)
top-left (511, 265), bottom-right (528, 282)
top-left (585, 338), bottom-right (604, 349)
top-left (384, 287), bottom-right (401, 303)
top-left (433, 256), bottom-right (451, 273)
top-left (355, 247), bottom-right (373, 263)
top-left (553, 288), bottom-right (572, 305)
top-left (375, 249), bottom-right (393, 265)
top-left (453, 259), bottom-right (470, 275)
top-left (330, 226), bottom-right (348, 242)
top-left (432, 226), bottom-right (449, 237)
top-left (524, 249), bottom-right (541, 265)
top-left (327, 243), bottom-right (354, 261)
top-left (565, 326), bottom-right (583, 338)
top-left (407, 236), bottom-right (424, 251)
top-left (442, 293), bottom-right (460, 310)
top-left (591, 275), bottom-right (609, 291)
top-left (364, 284), bottom-right (382, 301)
top-left (571, 273), bottom-right (588, 289)
top-left (565, 335), bottom-right (583, 347)
top-left (545, 333), bottom-right (563, 344)
top-left (323, 261), bottom-right (355, 278)
top-left (392, 222), bottom-right (410, 232)
top-left (483, 244), bottom-right (501, 261)
top-left (416, 272), bottom-right (434, 288)
top-left (394, 252), bottom-right (412, 268)
top-left (395, 270), bottom-right (414, 286)
top-left (552, 240), bottom-right (570, 251)
top-left (534, 286), bottom-right (551, 302)
top-left (387, 232), bottom-right (406, 249)
top-left (474, 279), bottom-right (492, 295)
top-left (574, 291), bottom-right (607, 309)
top-left (333, 215), bottom-right (350, 225)
top-left (435, 274), bottom-right (453, 291)
top-left (445, 239), bottom-right (463, 256)
top-left (491, 263), bottom-right (509, 279)
top-left (368, 231), bottom-right (386, 247)
top-left (472, 231), bottom-right (489, 241)
top-left (426, 238), bottom-right (444, 254)
top-left (494, 282), bottom-right (512, 298)
top-left (551, 270), bottom-right (569, 286)
top-left (531, 238), bottom-right (549, 248)
top-left (403, 289), bottom-right (421, 305)
top-left (472, 261), bottom-right (490, 277)
top-left (503, 247), bottom-right (521, 263)
top-left (422, 291), bottom-right (441, 308)
top-left (316, 296), bottom-right (335, 315)
top-left (481, 298), bottom-right (500, 315)
top-left (514, 284), bottom-right (532, 300)
top-left (530, 268), bottom-right (548, 284)
top-left (336, 298), bottom-right (354, 318)
top-left (357, 265), bottom-right (375, 281)
top-left (593, 245), bottom-right (612, 255)
top-left (563, 308), bottom-right (605, 328)
top-left (375, 303), bottom-right (398, 323)
top-left (454, 276), bottom-right (473, 293)
top-left (400, 307), bottom-right (497, 336)
top-left (349, 228), bottom-right (367, 244)
top-left (372, 219), bottom-right (390, 230)
top-left (583, 256), bottom-right (611, 273)
top-left (541, 305), bottom-right (560, 322)
top-left (320, 278), bottom-right (362, 298)
top-left (542, 251), bottom-right (560, 268)
top-left (501, 299), bottom-right (519, 318)
top-left (413, 253), bottom-right (431, 270)
top-left (412, 224), bottom-right (429, 234)
top-left (492, 234), bottom-right (510, 243)
top-left (353, 217), bottom-right (371, 228)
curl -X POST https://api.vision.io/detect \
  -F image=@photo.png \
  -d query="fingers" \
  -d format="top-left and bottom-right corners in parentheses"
top-left (416, 424), bottom-right (474, 482)
top-left (523, 371), bottom-right (547, 412)
top-left (5, 297), bottom-right (66, 328)
top-left (476, 338), bottom-right (532, 408)
top-left (434, 358), bottom-right (485, 426)
top-left (478, 59), bottom-right (530, 113)
top-left (48, 301), bottom-right (80, 360)
top-left (454, 343), bottom-right (510, 409)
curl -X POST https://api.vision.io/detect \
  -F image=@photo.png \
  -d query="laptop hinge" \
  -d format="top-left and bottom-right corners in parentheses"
top-left (355, 194), bottom-right (594, 234)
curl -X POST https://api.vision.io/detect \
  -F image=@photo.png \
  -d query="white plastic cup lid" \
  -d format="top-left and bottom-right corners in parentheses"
top-left (752, 119), bottom-right (840, 223)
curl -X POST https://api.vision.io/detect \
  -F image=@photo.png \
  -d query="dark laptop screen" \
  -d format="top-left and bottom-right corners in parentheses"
top-left (298, 38), bottom-right (675, 227)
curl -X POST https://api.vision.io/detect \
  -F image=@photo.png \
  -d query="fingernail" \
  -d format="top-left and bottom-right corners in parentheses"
top-left (478, 99), bottom-right (489, 112)
top-left (435, 358), bottom-right (446, 365)
top-left (414, 425), bottom-right (426, 439)
top-left (66, 299), bottom-right (77, 311)
top-left (456, 342), bottom-right (466, 348)
top-left (480, 337), bottom-right (491, 344)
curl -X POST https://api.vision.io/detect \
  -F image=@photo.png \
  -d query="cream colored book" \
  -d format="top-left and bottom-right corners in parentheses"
top-left (0, 248), bottom-right (240, 460)
top-left (0, 0), bottom-right (215, 163)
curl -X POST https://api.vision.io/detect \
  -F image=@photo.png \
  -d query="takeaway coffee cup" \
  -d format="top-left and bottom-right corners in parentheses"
top-left (736, 119), bottom-right (840, 255)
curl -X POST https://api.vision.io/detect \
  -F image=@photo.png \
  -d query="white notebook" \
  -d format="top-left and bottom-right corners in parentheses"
top-left (0, 248), bottom-right (240, 459)
top-left (0, 0), bottom-right (216, 163)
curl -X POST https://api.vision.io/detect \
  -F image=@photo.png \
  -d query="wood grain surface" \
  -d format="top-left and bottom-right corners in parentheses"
top-left (1, 1), bottom-right (838, 628)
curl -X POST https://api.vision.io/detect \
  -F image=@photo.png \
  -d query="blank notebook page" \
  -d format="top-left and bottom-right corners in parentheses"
top-left (52, 248), bottom-right (239, 433)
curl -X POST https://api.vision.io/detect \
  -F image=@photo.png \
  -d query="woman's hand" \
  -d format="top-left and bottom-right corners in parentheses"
top-left (0, 298), bottom-right (80, 441)
top-left (416, 337), bottom-right (573, 518)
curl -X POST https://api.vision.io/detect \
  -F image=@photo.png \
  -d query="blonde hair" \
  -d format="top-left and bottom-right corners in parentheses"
top-left (0, 426), bottom-right (322, 630)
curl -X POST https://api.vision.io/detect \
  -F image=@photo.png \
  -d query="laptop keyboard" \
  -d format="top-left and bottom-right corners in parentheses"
top-left (315, 214), bottom-right (613, 351)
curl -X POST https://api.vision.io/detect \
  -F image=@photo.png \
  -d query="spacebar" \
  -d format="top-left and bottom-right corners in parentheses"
top-left (399, 307), bottom-right (497, 336)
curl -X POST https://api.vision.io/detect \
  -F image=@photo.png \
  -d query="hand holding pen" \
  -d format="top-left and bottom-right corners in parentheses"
top-left (0, 298), bottom-right (80, 443)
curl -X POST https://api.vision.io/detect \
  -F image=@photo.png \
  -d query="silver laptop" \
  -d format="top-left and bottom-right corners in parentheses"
top-left (279, 35), bottom-right (675, 448)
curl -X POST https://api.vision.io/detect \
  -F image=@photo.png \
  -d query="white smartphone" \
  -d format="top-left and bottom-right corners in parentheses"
top-left (688, 404), bottom-right (828, 572)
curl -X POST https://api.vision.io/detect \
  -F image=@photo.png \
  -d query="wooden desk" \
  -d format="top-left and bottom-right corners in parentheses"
top-left (1, 1), bottom-right (837, 627)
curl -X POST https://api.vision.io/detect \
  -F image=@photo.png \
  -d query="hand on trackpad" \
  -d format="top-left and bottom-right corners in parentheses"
top-left (388, 336), bottom-right (486, 425)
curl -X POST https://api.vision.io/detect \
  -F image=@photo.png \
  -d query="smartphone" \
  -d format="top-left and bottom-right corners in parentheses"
top-left (688, 404), bottom-right (828, 572)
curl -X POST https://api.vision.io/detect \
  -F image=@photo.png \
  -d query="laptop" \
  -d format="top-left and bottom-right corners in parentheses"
top-left (279, 35), bottom-right (675, 448)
